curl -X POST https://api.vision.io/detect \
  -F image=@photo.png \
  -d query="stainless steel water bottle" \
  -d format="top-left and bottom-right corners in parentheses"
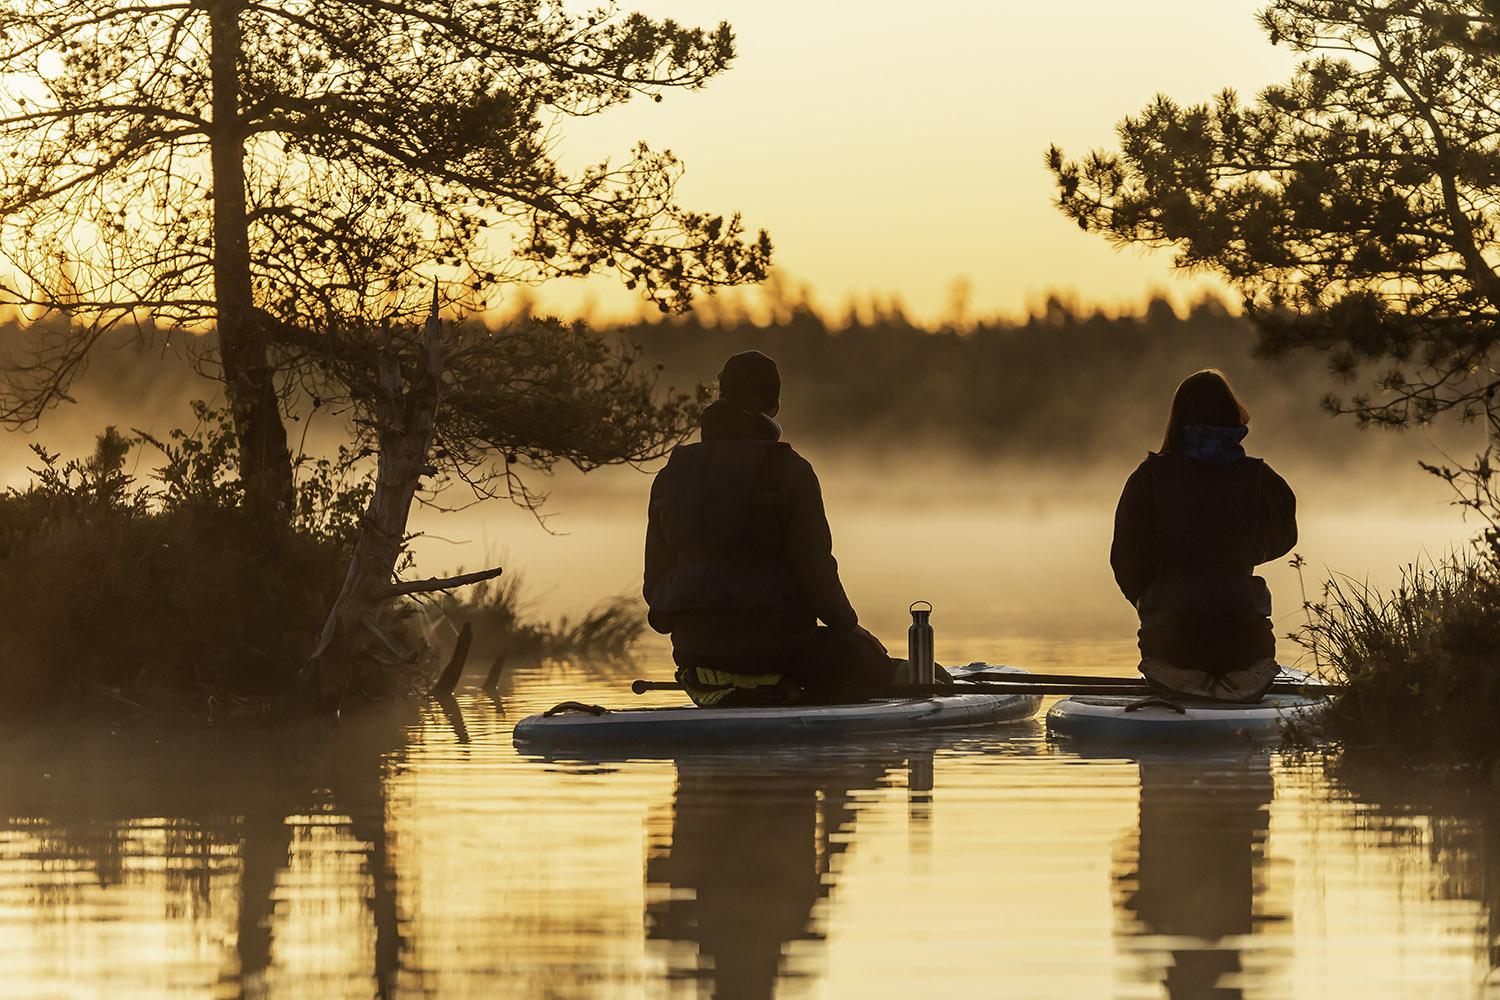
top-left (908, 601), bottom-right (934, 685)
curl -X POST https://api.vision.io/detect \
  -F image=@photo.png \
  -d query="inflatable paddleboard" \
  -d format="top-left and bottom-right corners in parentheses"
top-left (512, 664), bottom-right (1041, 746)
top-left (1045, 667), bottom-right (1329, 743)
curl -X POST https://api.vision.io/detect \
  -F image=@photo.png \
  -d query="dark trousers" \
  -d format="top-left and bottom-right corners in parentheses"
top-left (1138, 617), bottom-right (1276, 678)
top-left (675, 626), bottom-right (897, 706)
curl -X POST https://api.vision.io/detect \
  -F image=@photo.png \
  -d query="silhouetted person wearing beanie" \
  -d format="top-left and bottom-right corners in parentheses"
top-left (643, 351), bottom-right (895, 705)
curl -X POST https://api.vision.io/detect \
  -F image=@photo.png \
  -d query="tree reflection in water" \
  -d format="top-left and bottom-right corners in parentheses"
top-left (1111, 750), bottom-right (1287, 999)
top-left (644, 748), bottom-right (908, 1000)
top-left (1329, 756), bottom-right (1500, 987)
top-left (0, 707), bottom-right (409, 998)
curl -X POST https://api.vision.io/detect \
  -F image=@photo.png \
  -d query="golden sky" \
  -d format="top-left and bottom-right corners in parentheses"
top-left (536, 0), bottom-right (1305, 323)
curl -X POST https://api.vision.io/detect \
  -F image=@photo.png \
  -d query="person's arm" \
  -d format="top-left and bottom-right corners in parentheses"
top-left (643, 474), bottom-right (675, 634)
top-left (1110, 461), bottom-right (1157, 606)
top-left (1256, 463), bottom-right (1298, 563)
top-left (782, 455), bottom-right (859, 630)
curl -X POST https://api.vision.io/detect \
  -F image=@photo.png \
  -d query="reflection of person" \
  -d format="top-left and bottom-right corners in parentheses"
top-left (1110, 370), bottom-right (1297, 701)
top-left (1115, 754), bottom-right (1278, 999)
top-left (645, 754), bottom-right (890, 999)
top-left (643, 351), bottom-right (893, 706)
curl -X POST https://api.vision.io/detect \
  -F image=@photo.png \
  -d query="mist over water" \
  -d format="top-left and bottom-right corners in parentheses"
top-left (402, 445), bottom-right (1472, 675)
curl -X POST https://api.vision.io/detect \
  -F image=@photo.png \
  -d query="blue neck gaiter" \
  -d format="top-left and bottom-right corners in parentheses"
top-left (1179, 424), bottom-right (1248, 466)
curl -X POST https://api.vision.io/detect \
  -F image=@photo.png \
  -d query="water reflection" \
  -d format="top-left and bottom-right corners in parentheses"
top-left (643, 747), bottom-right (909, 999)
top-left (1324, 756), bottom-right (1500, 992)
top-left (0, 709), bottom-right (408, 999)
top-left (8, 677), bottom-right (1500, 997)
top-left (1109, 750), bottom-right (1287, 999)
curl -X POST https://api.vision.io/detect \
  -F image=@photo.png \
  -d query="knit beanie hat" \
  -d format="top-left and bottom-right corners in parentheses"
top-left (717, 350), bottom-right (780, 413)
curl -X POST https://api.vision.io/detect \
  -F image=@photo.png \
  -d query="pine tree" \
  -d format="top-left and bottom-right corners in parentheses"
top-left (1050, 1), bottom-right (1500, 443)
top-left (0, 0), bottom-right (770, 516)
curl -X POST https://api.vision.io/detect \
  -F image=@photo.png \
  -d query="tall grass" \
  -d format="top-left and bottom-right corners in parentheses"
top-left (1293, 553), bottom-right (1500, 761)
top-left (430, 570), bottom-right (647, 669)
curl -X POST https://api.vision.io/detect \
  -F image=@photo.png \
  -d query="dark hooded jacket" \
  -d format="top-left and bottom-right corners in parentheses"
top-left (1110, 426), bottom-right (1297, 671)
top-left (643, 401), bottom-right (858, 657)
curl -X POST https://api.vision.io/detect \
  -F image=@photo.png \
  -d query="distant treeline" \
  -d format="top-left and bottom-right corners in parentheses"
top-left (611, 295), bottom-right (1452, 464)
top-left (0, 295), bottom-right (1473, 471)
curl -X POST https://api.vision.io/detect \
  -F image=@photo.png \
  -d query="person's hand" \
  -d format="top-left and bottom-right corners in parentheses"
top-left (851, 625), bottom-right (889, 656)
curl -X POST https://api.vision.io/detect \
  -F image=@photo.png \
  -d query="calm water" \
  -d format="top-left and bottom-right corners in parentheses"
top-left (3, 456), bottom-right (1498, 998)
top-left (2, 639), bottom-right (1499, 1000)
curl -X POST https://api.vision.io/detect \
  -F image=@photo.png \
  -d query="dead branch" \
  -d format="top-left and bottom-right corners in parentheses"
top-left (380, 565), bottom-right (505, 599)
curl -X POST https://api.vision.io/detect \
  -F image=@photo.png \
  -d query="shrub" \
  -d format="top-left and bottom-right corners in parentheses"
top-left (0, 406), bottom-right (377, 718)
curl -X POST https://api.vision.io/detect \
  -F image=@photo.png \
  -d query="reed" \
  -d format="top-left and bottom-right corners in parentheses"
top-left (1293, 553), bottom-right (1500, 761)
top-left (433, 573), bottom-right (647, 668)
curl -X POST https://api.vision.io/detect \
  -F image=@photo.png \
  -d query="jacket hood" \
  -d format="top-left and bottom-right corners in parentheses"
top-left (700, 399), bottom-right (783, 442)
top-left (1179, 424), bottom-right (1248, 466)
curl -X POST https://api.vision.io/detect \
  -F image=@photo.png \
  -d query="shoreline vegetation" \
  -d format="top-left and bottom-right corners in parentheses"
top-left (0, 414), bottom-right (650, 722)
top-left (1293, 549), bottom-right (1500, 768)
top-left (0, 423), bottom-right (354, 720)
top-left (1289, 442), bottom-right (1500, 766)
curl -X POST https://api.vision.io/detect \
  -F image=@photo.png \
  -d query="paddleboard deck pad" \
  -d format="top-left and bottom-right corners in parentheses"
top-left (1045, 668), bottom-right (1328, 743)
top-left (512, 664), bottom-right (1041, 746)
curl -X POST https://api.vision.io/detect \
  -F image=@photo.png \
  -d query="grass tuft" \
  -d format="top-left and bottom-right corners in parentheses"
top-left (1292, 551), bottom-right (1500, 762)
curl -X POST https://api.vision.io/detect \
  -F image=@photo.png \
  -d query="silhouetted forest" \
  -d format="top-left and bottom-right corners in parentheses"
top-left (0, 293), bottom-right (1472, 478)
top-left (613, 293), bottom-right (1467, 465)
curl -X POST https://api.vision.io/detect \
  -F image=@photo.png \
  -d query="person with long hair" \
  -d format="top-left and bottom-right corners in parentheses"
top-left (1110, 369), bottom-right (1298, 701)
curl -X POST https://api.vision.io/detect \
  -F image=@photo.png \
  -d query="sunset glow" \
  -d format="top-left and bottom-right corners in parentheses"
top-left (533, 0), bottom-right (1304, 322)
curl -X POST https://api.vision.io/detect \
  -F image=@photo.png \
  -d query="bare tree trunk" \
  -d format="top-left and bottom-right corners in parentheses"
top-left (209, 0), bottom-right (294, 521)
top-left (301, 298), bottom-right (501, 710)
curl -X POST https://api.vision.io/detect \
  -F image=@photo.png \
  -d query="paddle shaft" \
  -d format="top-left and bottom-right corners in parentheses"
top-left (885, 681), bottom-right (1337, 697)
top-left (963, 670), bottom-right (1155, 685)
top-left (628, 678), bottom-right (1139, 697)
top-left (963, 670), bottom-right (1340, 694)
top-left (630, 679), bottom-right (1338, 698)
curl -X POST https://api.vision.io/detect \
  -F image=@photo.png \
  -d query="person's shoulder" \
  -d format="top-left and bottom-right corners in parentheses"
top-left (1254, 458), bottom-right (1287, 482)
top-left (658, 441), bottom-right (701, 467)
top-left (1119, 453), bottom-right (1158, 493)
top-left (774, 440), bottom-right (804, 460)
top-left (652, 441), bottom-right (703, 481)
top-left (766, 440), bottom-right (807, 468)
top-left (1256, 457), bottom-right (1294, 487)
top-left (762, 441), bottom-right (816, 485)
